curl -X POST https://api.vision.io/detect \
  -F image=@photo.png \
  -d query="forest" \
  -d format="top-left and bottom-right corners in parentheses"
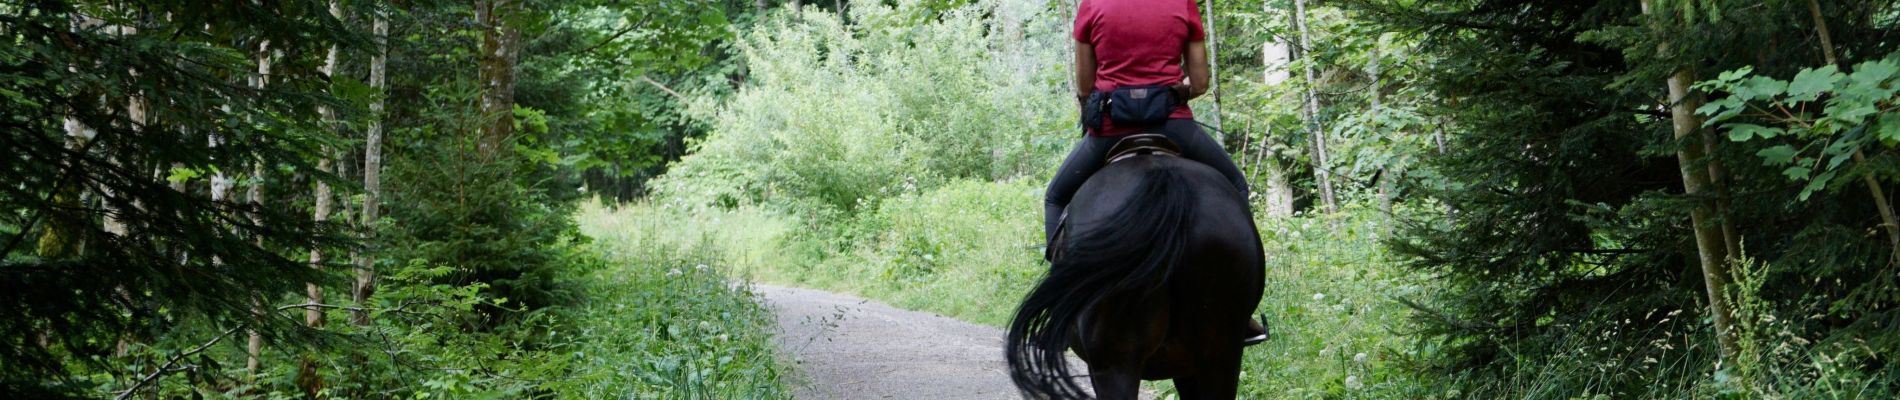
top-left (2, 0), bottom-right (1897, 398)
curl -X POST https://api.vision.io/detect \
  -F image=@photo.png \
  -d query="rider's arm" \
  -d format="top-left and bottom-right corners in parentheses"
top-left (1181, 40), bottom-right (1210, 100)
top-left (1075, 42), bottom-right (1097, 105)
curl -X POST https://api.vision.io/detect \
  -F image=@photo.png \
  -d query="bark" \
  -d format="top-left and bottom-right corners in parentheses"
top-left (104, 20), bottom-right (140, 238)
top-left (1806, 0), bottom-right (1900, 266)
top-left (1258, 32), bottom-right (1295, 218)
top-left (356, 4), bottom-right (388, 326)
top-left (477, 0), bottom-right (520, 159)
top-left (295, 3), bottom-right (344, 396)
top-left (307, 0), bottom-right (340, 331)
top-left (1291, 0), bottom-right (1337, 213)
top-left (1642, 0), bottom-right (1741, 362)
top-left (38, 13), bottom-right (107, 259)
top-left (1202, 0), bottom-right (1223, 138)
top-left (245, 39), bottom-right (274, 377)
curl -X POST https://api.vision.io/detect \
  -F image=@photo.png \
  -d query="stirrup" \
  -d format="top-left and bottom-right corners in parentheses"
top-left (1242, 315), bottom-right (1271, 347)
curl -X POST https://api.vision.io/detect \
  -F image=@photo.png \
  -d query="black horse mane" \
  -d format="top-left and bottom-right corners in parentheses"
top-left (1006, 158), bottom-right (1201, 399)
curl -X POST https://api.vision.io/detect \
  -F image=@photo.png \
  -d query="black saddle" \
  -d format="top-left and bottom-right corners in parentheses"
top-left (1103, 133), bottom-right (1181, 165)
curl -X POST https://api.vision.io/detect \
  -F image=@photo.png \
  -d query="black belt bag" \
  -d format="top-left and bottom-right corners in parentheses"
top-left (1082, 85), bottom-right (1177, 132)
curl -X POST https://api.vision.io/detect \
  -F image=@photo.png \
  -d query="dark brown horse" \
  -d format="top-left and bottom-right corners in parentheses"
top-left (1007, 154), bottom-right (1265, 399)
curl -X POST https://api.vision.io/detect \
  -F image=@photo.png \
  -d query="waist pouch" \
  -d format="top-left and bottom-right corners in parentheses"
top-left (1081, 85), bottom-right (1177, 133)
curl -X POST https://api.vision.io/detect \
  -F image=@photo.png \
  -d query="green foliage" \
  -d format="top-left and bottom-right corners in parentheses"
top-left (379, 85), bottom-right (583, 319)
top-left (1226, 208), bottom-right (1434, 399)
top-left (1698, 55), bottom-right (1900, 200)
top-left (0, 1), bottom-right (352, 395)
top-left (2, 0), bottom-right (793, 397)
top-left (766, 178), bottom-right (1046, 326)
top-left (1360, 0), bottom-right (1900, 397)
top-left (563, 202), bottom-right (790, 399)
top-left (653, 0), bottom-right (1072, 217)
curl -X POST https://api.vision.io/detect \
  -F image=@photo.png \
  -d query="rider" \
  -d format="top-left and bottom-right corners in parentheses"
top-left (1047, 0), bottom-right (1268, 346)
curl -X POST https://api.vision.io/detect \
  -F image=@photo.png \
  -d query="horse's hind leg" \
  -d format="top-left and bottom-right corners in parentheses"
top-left (1085, 366), bottom-right (1143, 400)
top-left (1170, 347), bottom-right (1244, 400)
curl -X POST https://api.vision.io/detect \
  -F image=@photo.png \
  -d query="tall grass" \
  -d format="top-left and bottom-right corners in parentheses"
top-left (554, 200), bottom-right (791, 399)
top-left (1233, 206), bottom-right (1432, 399)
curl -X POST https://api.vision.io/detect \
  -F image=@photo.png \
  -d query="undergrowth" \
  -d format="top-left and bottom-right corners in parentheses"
top-left (563, 201), bottom-right (791, 399)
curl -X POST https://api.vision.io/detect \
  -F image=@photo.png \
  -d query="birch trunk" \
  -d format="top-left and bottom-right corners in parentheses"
top-left (1202, 0), bottom-right (1223, 141)
top-left (1291, 0), bottom-right (1337, 214)
top-left (1260, 32), bottom-right (1295, 218)
top-left (356, 4), bottom-right (388, 326)
top-left (244, 39), bottom-right (274, 376)
top-left (307, 0), bottom-right (341, 331)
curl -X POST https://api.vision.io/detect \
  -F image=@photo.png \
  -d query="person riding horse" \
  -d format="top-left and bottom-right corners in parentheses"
top-left (1044, 0), bottom-right (1267, 346)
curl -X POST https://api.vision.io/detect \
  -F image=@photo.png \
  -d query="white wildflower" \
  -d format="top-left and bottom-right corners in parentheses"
top-left (1313, 293), bottom-right (1326, 301)
top-left (1344, 375), bottom-right (1363, 390)
top-left (1354, 353), bottom-right (1369, 364)
top-left (667, 268), bottom-right (683, 277)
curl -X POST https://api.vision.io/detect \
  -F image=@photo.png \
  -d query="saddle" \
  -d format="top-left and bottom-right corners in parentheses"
top-left (1103, 133), bottom-right (1181, 165)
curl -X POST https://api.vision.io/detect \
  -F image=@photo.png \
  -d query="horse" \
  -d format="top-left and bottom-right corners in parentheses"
top-left (1006, 147), bottom-right (1266, 400)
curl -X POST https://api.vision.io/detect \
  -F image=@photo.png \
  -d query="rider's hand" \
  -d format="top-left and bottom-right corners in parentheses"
top-left (1170, 84), bottom-right (1192, 102)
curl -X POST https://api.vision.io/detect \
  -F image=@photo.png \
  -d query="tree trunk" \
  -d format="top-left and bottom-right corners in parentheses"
top-left (1258, 34), bottom-right (1295, 218)
top-left (104, 19), bottom-right (140, 238)
top-left (295, 4), bottom-right (345, 395)
top-left (1291, 0), bottom-right (1337, 214)
top-left (244, 39), bottom-right (273, 377)
top-left (1641, 0), bottom-right (1741, 363)
top-left (1805, 0), bottom-right (1900, 266)
top-left (307, 0), bottom-right (340, 331)
top-left (477, 0), bottom-right (520, 160)
top-left (1202, 0), bottom-right (1223, 140)
top-left (356, 4), bottom-right (388, 327)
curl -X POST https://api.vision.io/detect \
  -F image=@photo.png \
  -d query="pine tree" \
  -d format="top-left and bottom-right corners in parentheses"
top-left (0, 1), bottom-right (360, 395)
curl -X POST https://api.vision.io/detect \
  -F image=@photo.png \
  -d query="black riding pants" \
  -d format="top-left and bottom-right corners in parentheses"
top-left (1043, 118), bottom-right (1251, 240)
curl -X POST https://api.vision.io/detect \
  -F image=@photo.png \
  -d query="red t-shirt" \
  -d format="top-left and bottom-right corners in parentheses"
top-left (1074, 0), bottom-right (1204, 136)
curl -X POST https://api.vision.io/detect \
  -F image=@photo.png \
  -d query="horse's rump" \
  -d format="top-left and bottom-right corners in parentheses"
top-left (1007, 155), bottom-right (1264, 399)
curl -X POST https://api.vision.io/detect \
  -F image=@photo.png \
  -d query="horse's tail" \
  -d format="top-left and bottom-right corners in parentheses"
top-left (1006, 164), bottom-right (1196, 399)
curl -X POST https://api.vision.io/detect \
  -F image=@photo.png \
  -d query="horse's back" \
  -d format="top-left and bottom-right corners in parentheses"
top-left (1067, 155), bottom-right (1265, 380)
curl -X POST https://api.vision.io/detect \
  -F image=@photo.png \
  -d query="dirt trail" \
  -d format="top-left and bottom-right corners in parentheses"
top-left (755, 284), bottom-right (1022, 399)
top-left (755, 284), bottom-right (1158, 399)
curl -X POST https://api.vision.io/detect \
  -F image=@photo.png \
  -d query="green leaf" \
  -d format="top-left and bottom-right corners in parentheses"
top-left (1825, 103), bottom-right (1877, 125)
top-left (1723, 124), bottom-right (1781, 141)
top-left (1827, 150), bottom-right (1852, 171)
top-left (1737, 76), bottom-right (1787, 101)
top-left (1800, 170), bottom-right (1839, 201)
top-left (1879, 112), bottom-right (1900, 148)
top-left (1785, 65), bottom-right (1842, 103)
top-left (1715, 66), bottom-right (1754, 83)
top-left (166, 167), bottom-right (205, 183)
top-left (1757, 145), bottom-right (1798, 165)
top-left (1847, 59), bottom-right (1899, 87)
top-left (1782, 165), bottom-right (1812, 180)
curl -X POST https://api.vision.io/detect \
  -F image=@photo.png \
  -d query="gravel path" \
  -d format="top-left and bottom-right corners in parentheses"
top-left (755, 284), bottom-right (1022, 399)
top-left (754, 284), bottom-right (1157, 399)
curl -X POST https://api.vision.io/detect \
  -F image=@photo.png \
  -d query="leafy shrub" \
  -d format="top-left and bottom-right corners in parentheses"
top-left (653, 1), bottom-right (1073, 218)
